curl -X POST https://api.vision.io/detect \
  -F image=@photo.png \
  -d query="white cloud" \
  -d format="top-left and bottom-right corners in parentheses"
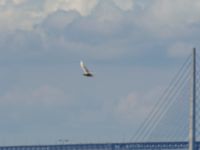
top-left (40, 10), bottom-right (80, 32)
top-left (0, 0), bottom-right (6, 6)
top-left (0, 0), bottom-right (134, 31)
top-left (115, 88), bottom-right (162, 120)
top-left (0, 85), bottom-right (69, 108)
top-left (0, 0), bottom-right (200, 35)
top-left (116, 93), bottom-right (140, 118)
top-left (44, 0), bottom-right (99, 16)
top-left (113, 0), bottom-right (134, 11)
top-left (12, 0), bottom-right (26, 5)
top-left (0, 0), bottom-right (199, 60)
top-left (0, 1), bottom-right (44, 30)
top-left (0, 10), bottom-right (41, 30)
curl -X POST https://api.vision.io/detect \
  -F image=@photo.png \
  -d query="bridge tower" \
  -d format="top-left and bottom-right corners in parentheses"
top-left (189, 48), bottom-right (196, 150)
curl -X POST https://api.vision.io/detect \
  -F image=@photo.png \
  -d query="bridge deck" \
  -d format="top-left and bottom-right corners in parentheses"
top-left (0, 142), bottom-right (198, 150)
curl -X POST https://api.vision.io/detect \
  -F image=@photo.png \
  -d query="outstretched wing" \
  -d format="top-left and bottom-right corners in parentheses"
top-left (80, 61), bottom-right (91, 74)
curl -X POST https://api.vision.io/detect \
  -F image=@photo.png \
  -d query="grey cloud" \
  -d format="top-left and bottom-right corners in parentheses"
top-left (36, 1), bottom-right (145, 60)
top-left (0, 30), bottom-right (44, 62)
top-left (0, 0), bottom-right (199, 63)
top-left (38, 10), bottom-right (81, 36)
top-left (40, 0), bottom-right (132, 38)
top-left (134, 0), bottom-right (200, 38)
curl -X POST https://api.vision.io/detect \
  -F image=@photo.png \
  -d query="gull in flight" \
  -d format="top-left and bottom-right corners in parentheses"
top-left (80, 61), bottom-right (93, 77)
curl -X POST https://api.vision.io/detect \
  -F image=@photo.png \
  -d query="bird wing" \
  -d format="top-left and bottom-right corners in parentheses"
top-left (80, 61), bottom-right (91, 74)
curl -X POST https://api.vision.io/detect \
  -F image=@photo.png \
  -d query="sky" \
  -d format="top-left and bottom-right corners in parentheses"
top-left (0, 0), bottom-right (199, 145)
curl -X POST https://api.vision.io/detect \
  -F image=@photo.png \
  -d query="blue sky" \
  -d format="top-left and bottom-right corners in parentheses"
top-left (0, 0), bottom-right (198, 145)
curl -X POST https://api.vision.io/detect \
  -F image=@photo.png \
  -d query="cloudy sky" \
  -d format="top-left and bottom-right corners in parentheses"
top-left (0, 0), bottom-right (199, 145)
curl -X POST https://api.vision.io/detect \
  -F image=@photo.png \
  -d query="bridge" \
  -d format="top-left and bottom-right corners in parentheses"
top-left (0, 142), bottom-right (194, 150)
top-left (0, 49), bottom-right (200, 150)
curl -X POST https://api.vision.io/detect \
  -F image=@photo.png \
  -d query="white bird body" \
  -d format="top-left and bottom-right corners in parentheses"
top-left (80, 61), bottom-right (93, 77)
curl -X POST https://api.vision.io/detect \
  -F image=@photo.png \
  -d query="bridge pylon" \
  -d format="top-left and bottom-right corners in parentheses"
top-left (189, 48), bottom-right (196, 150)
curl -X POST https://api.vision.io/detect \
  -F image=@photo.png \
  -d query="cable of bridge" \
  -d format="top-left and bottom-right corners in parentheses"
top-left (131, 54), bottom-right (192, 142)
top-left (135, 58), bottom-right (191, 141)
top-left (144, 58), bottom-right (191, 141)
top-left (143, 68), bottom-right (191, 142)
top-left (153, 81), bottom-right (190, 141)
top-left (194, 54), bottom-right (200, 141)
top-left (135, 52), bottom-right (200, 143)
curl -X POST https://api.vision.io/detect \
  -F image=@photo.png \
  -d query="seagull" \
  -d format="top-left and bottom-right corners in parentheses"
top-left (80, 61), bottom-right (93, 77)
